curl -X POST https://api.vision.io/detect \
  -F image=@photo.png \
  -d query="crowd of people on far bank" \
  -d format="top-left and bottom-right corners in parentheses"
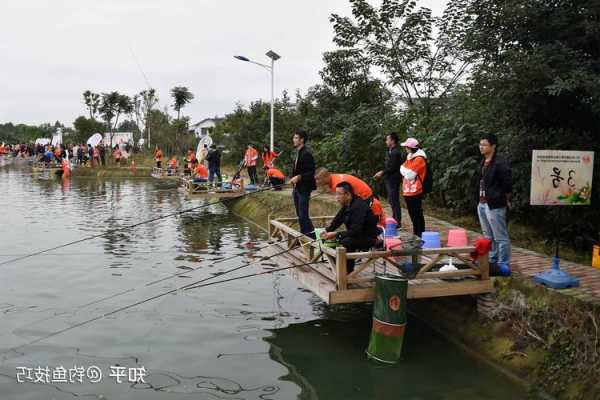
top-left (0, 142), bottom-right (132, 168)
top-left (281, 129), bottom-right (512, 274)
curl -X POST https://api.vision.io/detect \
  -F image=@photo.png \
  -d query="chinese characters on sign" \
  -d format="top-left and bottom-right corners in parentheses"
top-left (16, 365), bottom-right (147, 384)
top-left (530, 150), bottom-right (594, 206)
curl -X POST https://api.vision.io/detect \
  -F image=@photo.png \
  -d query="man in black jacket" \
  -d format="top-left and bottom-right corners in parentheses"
top-left (289, 128), bottom-right (316, 239)
top-left (373, 132), bottom-right (403, 225)
top-left (476, 133), bottom-right (512, 267)
top-left (206, 144), bottom-right (222, 185)
top-left (321, 182), bottom-right (381, 273)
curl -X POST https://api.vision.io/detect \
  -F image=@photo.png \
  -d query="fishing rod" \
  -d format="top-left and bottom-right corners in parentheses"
top-left (0, 184), bottom-right (288, 268)
top-left (5, 222), bottom-right (314, 341)
top-left (78, 234), bottom-right (308, 309)
top-left (1, 237), bottom-right (319, 356)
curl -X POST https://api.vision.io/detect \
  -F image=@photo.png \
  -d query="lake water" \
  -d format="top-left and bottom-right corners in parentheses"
top-left (0, 163), bottom-right (530, 399)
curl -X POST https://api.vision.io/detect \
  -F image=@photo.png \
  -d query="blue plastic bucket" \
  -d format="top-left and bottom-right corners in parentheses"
top-left (421, 231), bottom-right (441, 249)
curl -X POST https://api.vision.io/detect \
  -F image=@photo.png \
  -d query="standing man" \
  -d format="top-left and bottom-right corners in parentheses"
top-left (373, 132), bottom-right (404, 226)
top-left (206, 144), bottom-right (222, 185)
top-left (476, 133), bottom-right (512, 267)
top-left (289, 128), bottom-right (316, 239)
top-left (244, 144), bottom-right (258, 185)
top-left (99, 144), bottom-right (106, 166)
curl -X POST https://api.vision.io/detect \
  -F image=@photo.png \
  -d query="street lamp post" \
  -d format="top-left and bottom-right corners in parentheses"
top-left (234, 50), bottom-right (281, 152)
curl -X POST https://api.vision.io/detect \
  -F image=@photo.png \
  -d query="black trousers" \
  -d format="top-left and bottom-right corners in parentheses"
top-left (385, 178), bottom-right (402, 225)
top-left (247, 166), bottom-right (257, 184)
top-left (340, 237), bottom-right (377, 273)
top-left (404, 194), bottom-right (425, 237)
top-left (270, 177), bottom-right (284, 190)
top-left (293, 189), bottom-right (315, 239)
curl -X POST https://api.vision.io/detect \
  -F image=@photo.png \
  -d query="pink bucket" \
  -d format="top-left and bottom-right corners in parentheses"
top-left (447, 229), bottom-right (468, 247)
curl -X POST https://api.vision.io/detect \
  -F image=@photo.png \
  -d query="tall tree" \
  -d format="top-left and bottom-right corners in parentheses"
top-left (99, 92), bottom-right (132, 147)
top-left (170, 86), bottom-right (194, 120)
top-left (329, 0), bottom-right (472, 131)
top-left (83, 90), bottom-right (101, 119)
top-left (133, 88), bottom-right (158, 148)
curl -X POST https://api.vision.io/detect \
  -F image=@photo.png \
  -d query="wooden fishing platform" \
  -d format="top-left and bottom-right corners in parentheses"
top-left (181, 177), bottom-right (245, 198)
top-left (31, 163), bottom-right (62, 174)
top-left (151, 167), bottom-right (182, 180)
top-left (265, 216), bottom-right (493, 304)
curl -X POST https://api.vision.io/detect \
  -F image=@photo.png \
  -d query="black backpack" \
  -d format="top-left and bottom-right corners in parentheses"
top-left (417, 156), bottom-right (433, 195)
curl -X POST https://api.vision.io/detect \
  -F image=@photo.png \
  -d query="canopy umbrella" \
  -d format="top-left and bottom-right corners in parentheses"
top-left (87, 133), bottom-right (103, 147)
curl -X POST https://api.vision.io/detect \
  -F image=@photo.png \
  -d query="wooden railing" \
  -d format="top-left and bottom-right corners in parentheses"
top-left (268, 216), bottom-right (490, 291)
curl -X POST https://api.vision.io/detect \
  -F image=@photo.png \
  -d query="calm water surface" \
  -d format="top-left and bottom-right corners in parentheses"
top-left (0, 163), bottom-right (530, 399)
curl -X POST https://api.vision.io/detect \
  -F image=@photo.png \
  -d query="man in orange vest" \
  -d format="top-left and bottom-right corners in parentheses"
top-left (243, 144), bottom-right (258, 185)
top-left (266, 167), bottom-right (285, 190)
top-left (194, 163), bottom-right (208, 182)
top-left (167, 156), bottom-right (178, 175)
top-left (185, 149), bottom-right (197, 175)
top-left (315, 167), bottom-right (386, 226)
top-left (154, 146), bottom-right (163, 169)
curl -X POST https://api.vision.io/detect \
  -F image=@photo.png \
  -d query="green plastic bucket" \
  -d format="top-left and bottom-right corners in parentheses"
top-left (366, 275), bottom-right (408, 364)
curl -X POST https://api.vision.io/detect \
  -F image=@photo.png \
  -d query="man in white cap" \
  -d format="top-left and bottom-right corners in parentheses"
top-left (399, 137), bottom-right (427, 237)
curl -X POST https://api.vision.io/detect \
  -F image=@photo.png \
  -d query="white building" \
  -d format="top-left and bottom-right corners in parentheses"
top-left (189, 118), bottom-right (223, 138)
top-left (103, 132), bottom-right (134, 147)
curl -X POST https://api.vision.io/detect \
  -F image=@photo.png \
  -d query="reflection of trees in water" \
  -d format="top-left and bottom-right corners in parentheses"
top-left (177, 206), bottom-right (268, 256)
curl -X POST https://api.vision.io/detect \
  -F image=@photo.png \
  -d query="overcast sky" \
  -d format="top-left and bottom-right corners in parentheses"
top-left (0, 0), bottom-right (446, 126)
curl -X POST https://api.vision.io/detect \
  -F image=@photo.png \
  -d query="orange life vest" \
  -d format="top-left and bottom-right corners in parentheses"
top-left (195, 164), bottom-right (208, 179)
top-left (328, 174), bottom-right (373, 200)
top-left (267, 168), bottom-right (284, 180)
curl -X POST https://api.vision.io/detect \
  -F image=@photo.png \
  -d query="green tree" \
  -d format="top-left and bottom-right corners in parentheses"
top-left (99, 92), bottom-right (133, 146)
top-left (72, 116), bottom-right (105, 144)
top-left (133, 88), bottom-right (159, 149)
top-left (329, 0), bottom-right (472, 131)
top-left (170, 86), bottom-right (194, 120)
top-left (83, 90), bottom-right (101, 119)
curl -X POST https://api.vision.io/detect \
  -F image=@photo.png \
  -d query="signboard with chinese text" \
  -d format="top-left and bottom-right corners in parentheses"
top-left (530, 150), bottom-right (594, 206)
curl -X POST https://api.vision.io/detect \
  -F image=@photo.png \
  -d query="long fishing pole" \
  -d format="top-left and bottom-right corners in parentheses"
top-left (0, 184), bottom-right (287, 268)
top-left (5, 223), bottom-right (313, 343)
top-left (1, 238), bottom-right (318, 356)
top-left (78, 234), bottom-right (306, 308)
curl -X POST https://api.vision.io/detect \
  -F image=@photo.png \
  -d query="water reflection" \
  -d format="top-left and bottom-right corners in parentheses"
top-left (0, 164), bottom-right (530, 400)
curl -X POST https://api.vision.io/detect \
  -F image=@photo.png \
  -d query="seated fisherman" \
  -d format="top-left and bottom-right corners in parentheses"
top-left (167, 156), bottom-right (178, 175)
top-left (321, 182), bottom-right (382, 273)
top-left (193, 163), bottom-right (208, 183)
top-left (266, 167), bottom-right (285, 190)
top-left (315, 167), bottom-right (386, 226)
top-left (184, 150), bottom-right (197, 175)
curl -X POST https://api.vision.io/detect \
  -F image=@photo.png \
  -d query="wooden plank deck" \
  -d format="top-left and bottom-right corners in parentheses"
top-left (181, 177), bottom-right (245, 198)
top-left (266, 217), bottom-right (494, 305)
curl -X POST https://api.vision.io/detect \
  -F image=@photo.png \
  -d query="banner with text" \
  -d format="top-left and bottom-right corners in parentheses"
top-left (530, 150), bottom-right (594, 206)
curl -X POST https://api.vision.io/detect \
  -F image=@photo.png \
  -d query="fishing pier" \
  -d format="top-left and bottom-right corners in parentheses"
top-left (265, 216), bottom-right (493, 304)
